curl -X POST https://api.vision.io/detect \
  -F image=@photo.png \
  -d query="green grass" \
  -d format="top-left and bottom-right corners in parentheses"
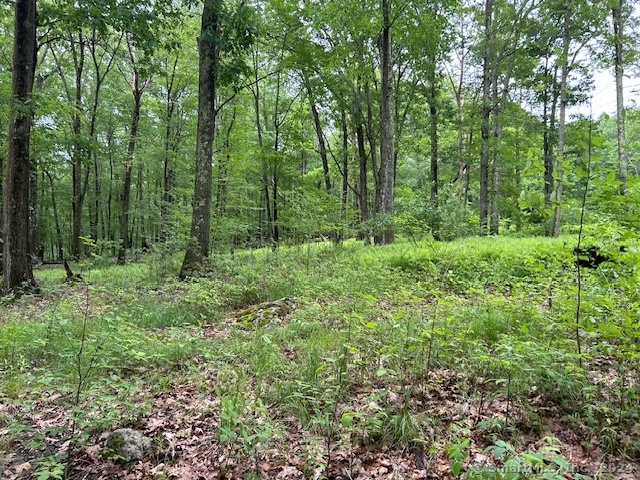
top-left (1, 235), bottom-right (639, 478)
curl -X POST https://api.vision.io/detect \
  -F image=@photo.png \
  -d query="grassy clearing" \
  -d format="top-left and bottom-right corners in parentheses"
top-left (1, 236), bottom-right (639, 479)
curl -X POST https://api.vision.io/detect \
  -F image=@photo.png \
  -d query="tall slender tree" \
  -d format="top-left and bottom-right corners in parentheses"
top-left (612, 0), bottom-right (628, 195)
top-left (479, 0), bottom-right (493, 236)
top-left (375, 0), bottom-right (395, 245)
top-left (117, 35), bottom-right (152, 265)
top-left (3, 0), bottom-right (37, 292)
top-left (180, 0), bottom-right (221, 278)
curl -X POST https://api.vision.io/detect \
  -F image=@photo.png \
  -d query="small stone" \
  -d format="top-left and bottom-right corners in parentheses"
top-left (104, 428), bottom-right (151, 464)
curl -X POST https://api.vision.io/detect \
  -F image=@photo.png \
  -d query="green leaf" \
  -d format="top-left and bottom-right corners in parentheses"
top-left (341, 413), bottom-right (353, 428)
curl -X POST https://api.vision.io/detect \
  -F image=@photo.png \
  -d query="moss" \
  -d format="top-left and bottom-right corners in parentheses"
top-left (236, 297), bottom-right (297, 327)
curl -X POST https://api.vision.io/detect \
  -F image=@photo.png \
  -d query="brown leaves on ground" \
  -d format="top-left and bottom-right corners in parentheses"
top-left (1, 335), bottom-right (638, 480)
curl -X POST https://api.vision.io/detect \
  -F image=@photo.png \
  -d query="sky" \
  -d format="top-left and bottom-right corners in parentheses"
top-left (583, 69), bottom-right (640, 117)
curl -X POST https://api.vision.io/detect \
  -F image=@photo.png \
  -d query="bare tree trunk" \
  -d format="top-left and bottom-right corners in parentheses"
top-left (161, 55), bottom-right (180, 243)
top-left (375, 0), bottom-right (395, 245)
top-left (180, 0), bottom-right (220, 278)
top-left (542, 60), bottom-right (553, 210)
top-left (489, 70), bottom-right (504, 236)
top-left (250, 45), bottom-right (271, 246)
top-left (428, 75), bottom-right (438, 206)
top-left (479, 0), bottom-right (493, 236)
top-left (552, 0), bottom-right (570, 238)
top-left (70, 35), bottom-right (86, 258)
top-left (106, 125), bottom-right (114, 252)
top-left (365, 83), bottom-right (379, 210)
top-left (29, 160), bottom-right (40, 261)
top-left (117, 93), bottom-right (139, 264)
top-left (118, 38), bottom-right (151, 265)
top-left (3, 0), bottom-right (37, 292)
top-left (543, 62), bottom-right (559, 236)
top-left (45, 171), bottom-right (64, 261)
top-left (303, 72), bottom-right (331, 193)
top-left (490, 146), bottom-right (500, 235)
top-left (613, 0), bottom-right (628, 195)
top-left (354, 84), bottom-right (369, 227)
top-left (448, 26), bottom-right (467, 204)
top-left (341, 108), bottom-right (349, 208)
top-left (216, 106), bottom-right (236, 218)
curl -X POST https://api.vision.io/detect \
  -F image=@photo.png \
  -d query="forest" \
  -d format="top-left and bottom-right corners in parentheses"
top-left (1, 0), bottom-right (639, 478)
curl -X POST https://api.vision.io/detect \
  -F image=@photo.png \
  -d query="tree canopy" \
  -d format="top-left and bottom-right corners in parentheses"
top-left (2, 0), bottom-right (640, 287)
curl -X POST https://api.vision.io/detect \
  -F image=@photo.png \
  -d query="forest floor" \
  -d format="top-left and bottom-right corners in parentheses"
top-left (1, 236), bottom-right (639, 479)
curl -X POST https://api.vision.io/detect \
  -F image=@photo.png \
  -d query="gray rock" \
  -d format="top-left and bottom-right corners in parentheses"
top-left (237, 297), bottom-right (297, 327)
top-left (104, 428), bottom-right (151, 463)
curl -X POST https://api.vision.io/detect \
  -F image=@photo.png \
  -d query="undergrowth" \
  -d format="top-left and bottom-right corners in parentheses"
top-left (0, 235), bottom-right (638, 479)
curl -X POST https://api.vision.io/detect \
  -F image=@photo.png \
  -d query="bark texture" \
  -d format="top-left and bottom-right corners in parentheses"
top-left (374, 0), bottom-right (395, 245)
top-left (180, 0), bottom-right (220, 278)
top-left (3, 0), bottom-right (37, 292)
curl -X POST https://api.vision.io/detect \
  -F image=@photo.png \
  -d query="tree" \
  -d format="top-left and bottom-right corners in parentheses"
top-left (179, 0), bottom-right (220, 278)
top-left (551, 0), bottom-right (570, 238)
top-left (479, 0), bottom-right (493, 236)
top-left (117, 36), bottom-right (152, 265)
top-left (550, 0), bottom-right (608, 236)
top-left (3, 0), bottom-right (37, 292)
top-left (374, 0), bottom-right (395, 245)
top-left (179, 0), bottom-right (252, 276)
top-left (612, 0), bottom-right (629, 195)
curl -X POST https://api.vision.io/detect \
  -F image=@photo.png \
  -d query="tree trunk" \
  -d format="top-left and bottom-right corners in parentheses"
top-left (375, 0), bottom-right (395, 245)
top-left (543, 61), bottom-right (558, 236)
top-left (489, 124), bottom-right (502, 235)
top-left (613, 0), bottom-right (628, 195)
top-left (3, 0), bottom-right (37, 292)
top-left (479, 0), bottom-right (493, 236)
top-left (161, 55), bottom-right (180, 243)
top-left (428, 74), bottom-right (438, 206)
top-left (552, 0), bottom-right (570, 238)
top-left (45, 171), bottom-right (64, 261)
top-left (70, 32), bottom-right (86, 258)
top-left (250, 45), bottom-right (271, 246)
top-left (354, 84), bottom-right (368, 226)
top-left (180, 0), bottom-right (220, 278)
top-left (542, 60), bottom-right (553, 210)
top-left (365, 83), bottom-right (379, 209)
top-left (106, 125), bottom-right (114, 252)
top-left (117, 93), bottom-right (139, 264)
top-left (117, 41), bottom-right (150, 265)
top-left (341, 108), bottom-right (349, 208)
top-left (450, 35), bottom-right (467, 204)
top-left (29, 159), bottom-right (41, 261)
top-left (303, 72), bottom-right (331, 193)
top-left (216, 106), bottom-right (236, 218)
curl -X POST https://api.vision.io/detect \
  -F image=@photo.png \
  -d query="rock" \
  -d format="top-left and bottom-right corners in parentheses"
top-left (236, 297), bottom-right (297, 327)
top-left (104, 428), bottom-right (151, 464)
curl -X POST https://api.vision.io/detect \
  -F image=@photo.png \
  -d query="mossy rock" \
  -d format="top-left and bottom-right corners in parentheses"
top-left (103, 428), bottom-right (151, 464)
top-left (236, 297), bottom-right (297, 327)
